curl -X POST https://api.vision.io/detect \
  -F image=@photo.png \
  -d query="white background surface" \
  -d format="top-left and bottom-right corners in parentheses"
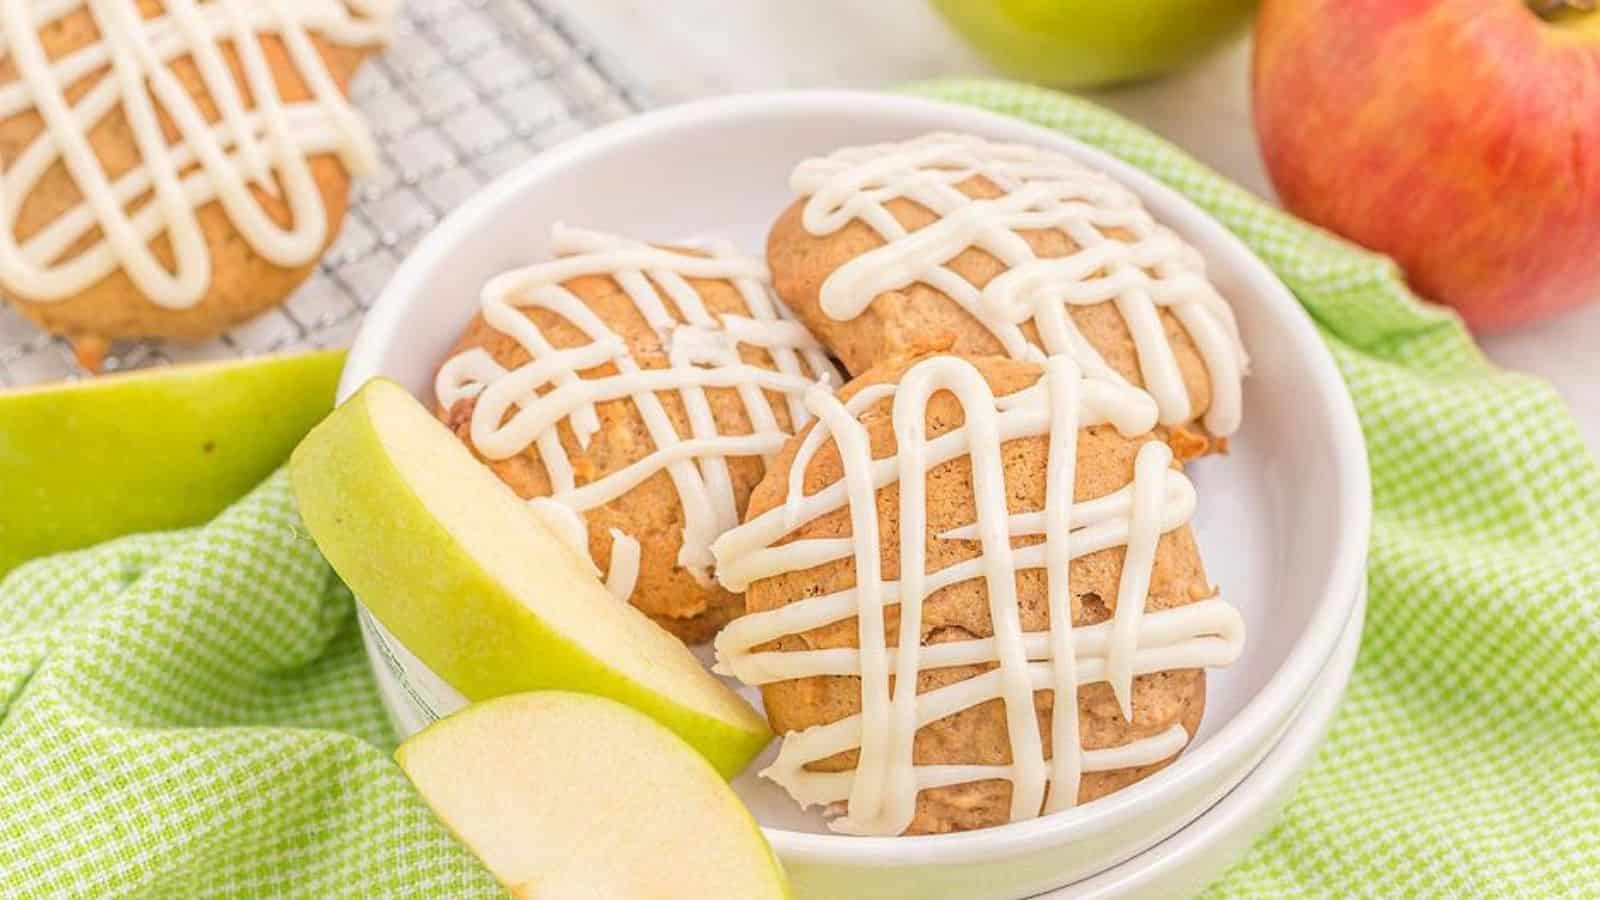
top-left (553, 0), bottom-right (1599, 454)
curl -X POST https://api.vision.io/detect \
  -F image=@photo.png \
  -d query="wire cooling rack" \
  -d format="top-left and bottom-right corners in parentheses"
top-left (0, 0), bottom-right (643, 387)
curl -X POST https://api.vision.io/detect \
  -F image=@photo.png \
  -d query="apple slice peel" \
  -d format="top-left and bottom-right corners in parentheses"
top-left (289, 378), bottom-right (772, 778)
top-left (395, 692), bottom-right (789, 900)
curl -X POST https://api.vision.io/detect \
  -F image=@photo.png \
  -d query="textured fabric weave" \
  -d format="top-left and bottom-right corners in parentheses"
top-left (0, 474), bottom-right (500, 897)
top-left (2, 79), bottom-right (1596, 897)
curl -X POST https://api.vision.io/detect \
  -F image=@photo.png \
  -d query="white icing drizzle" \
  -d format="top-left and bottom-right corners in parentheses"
top-left (525, 496), bottom-right (639, 603)
top-left (602, 529), bottom-right (642, 604)
top-left (790, 132), bottom-right (1248, 437)
top-left (437, 224), bottom-right (840, 602)
top-left (0, 0), bottom-right (392, 307)
top-left (711, 355), bottom-right (1245, 836)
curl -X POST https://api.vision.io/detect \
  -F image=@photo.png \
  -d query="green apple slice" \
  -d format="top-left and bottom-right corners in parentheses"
top-left (396, 692), bottom-right (788, 900)
top-left (0, 349), bottom-right (345, 577)
top-left (289, 377), bottom-right (771, 777)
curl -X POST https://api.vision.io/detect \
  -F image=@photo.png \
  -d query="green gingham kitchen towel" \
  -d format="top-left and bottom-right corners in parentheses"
top-left (2, 79), bottom-right (1597, 897)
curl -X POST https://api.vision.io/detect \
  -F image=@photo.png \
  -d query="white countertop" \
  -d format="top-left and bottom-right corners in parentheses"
top-left (555, 0), bottom-right (1598, 453)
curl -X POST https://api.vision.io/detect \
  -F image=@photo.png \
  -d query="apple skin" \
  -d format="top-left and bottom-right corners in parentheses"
top-left (1253, 0), bottom-right (1600, 332)
top-left (931, 0), bottom-right (1258, 88)
top-left (0, 349), bottom-right (345, 576)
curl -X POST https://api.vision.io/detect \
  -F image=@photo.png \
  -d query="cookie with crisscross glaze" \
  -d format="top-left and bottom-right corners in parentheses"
top-left (768, 132), bottom-right (1248, 445)
top-left (434, 225), bottom-right (841, 643)
top-left (0, 0), bottom-right (391, 356)
top-left (712, 352), bottom-right (1245, 834)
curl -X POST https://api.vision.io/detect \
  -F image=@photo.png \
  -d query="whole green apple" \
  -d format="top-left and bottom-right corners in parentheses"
top-left (931, 0), bottom-right (1258, 88)
top-left (1254, 0), bottom-right (1600, 331)
top-left (0, 349), bottom-right (344, 576)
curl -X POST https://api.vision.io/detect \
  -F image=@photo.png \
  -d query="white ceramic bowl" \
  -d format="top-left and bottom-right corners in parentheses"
top-left (342, 91), bottom-right (1371, 900)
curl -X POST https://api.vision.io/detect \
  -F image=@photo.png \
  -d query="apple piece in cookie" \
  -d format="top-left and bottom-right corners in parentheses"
top-left (433, 224), bottom-right (840, 643)
top-left (767, 132), bottom-right (1248, 447)
top-left (289, 377), bottom-right (772, 778)
top-left (396, 692), bottom-right (789, 900)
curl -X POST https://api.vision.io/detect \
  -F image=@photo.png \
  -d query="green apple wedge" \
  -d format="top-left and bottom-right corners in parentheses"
top-left (0, 349), bottom-right (345, 577)
top-left (289, 377), bottom-right (771, 778)
top-left (396, 692), bottom-right (788, 900)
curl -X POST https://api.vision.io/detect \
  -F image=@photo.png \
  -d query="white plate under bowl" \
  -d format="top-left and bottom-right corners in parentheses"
top-left (341, 91), bottom-right (1371, 899)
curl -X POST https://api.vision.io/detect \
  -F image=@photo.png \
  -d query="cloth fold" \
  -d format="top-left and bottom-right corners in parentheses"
top-left (2, 79), bottom-right (1596, 897)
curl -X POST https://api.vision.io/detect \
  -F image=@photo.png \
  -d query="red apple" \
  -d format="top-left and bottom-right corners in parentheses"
top-left (1253, 0), bottom-right (1600, 332)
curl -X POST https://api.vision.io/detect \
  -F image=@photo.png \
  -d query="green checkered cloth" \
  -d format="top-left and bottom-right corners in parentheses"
top-left (2, 79), bottom-right (1597, 897)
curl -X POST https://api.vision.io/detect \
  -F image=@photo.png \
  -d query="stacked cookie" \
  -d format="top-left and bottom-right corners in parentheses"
top-left (434, 225), bottom-right (840, 643)
top-left (0, 1), bottom-right (393, 365)
top-left (432, 132), bottom-right (1249, 836)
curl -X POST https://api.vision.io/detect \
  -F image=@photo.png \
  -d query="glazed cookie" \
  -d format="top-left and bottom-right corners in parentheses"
top-left (713, 352), bottom-right (1245, 835)
top-left (435, 224), bottom-right (841, 644)
top-left (768, 132), bottom-right (1248, 443)
top-left (0, 0), bottom-right (391, 355)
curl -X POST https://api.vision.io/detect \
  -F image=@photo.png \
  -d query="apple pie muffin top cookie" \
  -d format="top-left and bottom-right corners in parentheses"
top-left (435, 224), bottom-right (841, 644)
top-left (712, 352), bottom-right (1244, 835)
top-left (767, 132), bottom-right (1248, 441)
top-left (0, 0), bottom-right (392, 351)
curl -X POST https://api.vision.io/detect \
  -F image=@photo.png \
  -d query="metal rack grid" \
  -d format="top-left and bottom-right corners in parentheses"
top-left (0, 0), bottom-right (644, 387)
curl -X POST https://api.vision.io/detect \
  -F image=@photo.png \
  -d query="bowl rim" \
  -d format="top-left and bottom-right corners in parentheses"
top-left (344, 89), bottom-right (1372, 868)
top-left (1052, 584), bottom-right (1368, 899)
